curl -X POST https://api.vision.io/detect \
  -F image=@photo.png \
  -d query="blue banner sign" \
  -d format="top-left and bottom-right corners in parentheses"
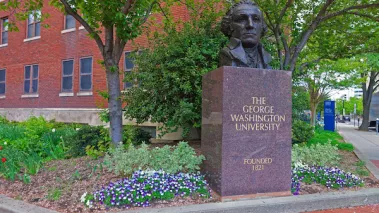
top-left (324, 100), bottom-right (335, 132)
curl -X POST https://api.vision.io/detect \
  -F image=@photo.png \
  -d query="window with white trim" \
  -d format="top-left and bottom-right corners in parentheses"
top-left (24, 65), bottom-right (39, 94)
top-left (65, 15), bottom-right (75, 29)
top-left (0, 69), bottom-right (5, 95)
top-left (1, 18), bottom-right (8, 45)
top-left (62, 59), bottom-right (74, 92)
top-left (80, 57), bottom-right (92, 91)
top-left (124, 52), bottom-right (134, 89)
top-left (27, 10), bottom-right (41, 38)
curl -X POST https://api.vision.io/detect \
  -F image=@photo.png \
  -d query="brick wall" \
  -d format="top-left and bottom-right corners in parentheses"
top-left (0, 1), bottom-right (189, 109)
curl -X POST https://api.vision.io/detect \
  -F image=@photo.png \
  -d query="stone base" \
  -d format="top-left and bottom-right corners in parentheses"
top-left (220, 191), bottom-right (292, 202)
top-left (202, 67), bottom-right (292, 197)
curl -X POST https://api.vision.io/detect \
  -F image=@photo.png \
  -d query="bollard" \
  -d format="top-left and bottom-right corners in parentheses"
top-left (377, 118), bottom-right (379, 135)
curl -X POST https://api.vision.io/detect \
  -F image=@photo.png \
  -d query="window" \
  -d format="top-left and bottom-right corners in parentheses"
top-left (0, 69), bottom-right (5, 95)
top-left (65, 15), bottom-right (75, 29)
top-left (62, 59), bottom-right (74, 92)
top-left (24, 65), bottom-right (39, 94)
top-left (124, 52), bottom-right (134, 89)
top-left (80, 57), bottom-right (92, 91)
top-left (1, 18), bottom-right (8, 45)
top-left (27, 10), bottom-right (41, 38)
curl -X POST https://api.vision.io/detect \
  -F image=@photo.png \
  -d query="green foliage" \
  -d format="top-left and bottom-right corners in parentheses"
top-left (308, 128), bottom-right (354, 151)
top-left (0, 146), bottom-right (42, 181)
top-left (64, 125), bottom-right (110, 158)
top-left (122, 125), bottom-right (152, 146)
top-left (85, 140), bottom-right (109, 159)
top-left (354, 160), bottom-right (370, 177)
top-left (292, 142), bottom-right (341, 167)
top-left (336, 97), bottom-right (363, 116)
top-left (47, 188), bottom-right (62, 201)
top-left (123, 2), bottom-right (228, 137)
top-left (292, 120), bottom-right (314, 144)
top-left (104, 142), bottom-right (205, 177)
top-left (0, 116), bottom-right (9, 124)
top-left (292, 86), bottom-right (310, 121)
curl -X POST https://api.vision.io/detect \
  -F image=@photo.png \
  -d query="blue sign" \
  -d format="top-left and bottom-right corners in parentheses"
top-left (324, 100), bottom-right (335, 131)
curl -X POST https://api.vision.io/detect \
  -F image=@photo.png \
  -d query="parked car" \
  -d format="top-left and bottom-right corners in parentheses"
top-left (343, 116), bottom-right (351, 122)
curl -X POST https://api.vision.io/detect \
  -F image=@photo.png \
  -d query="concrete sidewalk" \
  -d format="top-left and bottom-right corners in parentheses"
top-left (337, 123), bottom-right (379, 179)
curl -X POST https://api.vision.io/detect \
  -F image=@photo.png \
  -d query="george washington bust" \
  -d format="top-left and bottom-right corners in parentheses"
top-left (219, 0), bottom-right (271, 69)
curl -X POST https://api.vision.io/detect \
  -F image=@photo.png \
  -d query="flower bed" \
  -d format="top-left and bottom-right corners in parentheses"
top-left (292, 165), bottom-right (365, 195)
top-left (82, 170), bottom-right (210, 209)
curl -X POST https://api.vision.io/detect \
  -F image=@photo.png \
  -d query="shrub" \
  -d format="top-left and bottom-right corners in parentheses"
top-left (292, 142), bottom-right (340, 167)
top-left (308, 129), bottom-right (354, 151)
top-left (123, 125), bottom-right (152, 146)
top-left (81, 170), bottom-right (210, 208)
top-left (63, 125), bottom-right (110, 158)
top-left (292, 119), bottom-right (314, 144)
top-left (104, 141), bottom-right (205, 177)
top-left (292, 165), bottom-right (364, 195)
top-left (0, 146), bottom-right (43, 181)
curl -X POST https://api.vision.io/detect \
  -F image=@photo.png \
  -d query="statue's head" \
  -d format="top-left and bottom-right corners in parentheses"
top-left (221, 0), bottom-right (267, 48)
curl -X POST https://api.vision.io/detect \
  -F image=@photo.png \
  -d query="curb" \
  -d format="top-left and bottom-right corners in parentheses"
top-left (2, 188), bottom-right (379, 213)
top-left (122, 188), bottom-right (379, 213)
top-left (0, 195), bottom-right (58, 213)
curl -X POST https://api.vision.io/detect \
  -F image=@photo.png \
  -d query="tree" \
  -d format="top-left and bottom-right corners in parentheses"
top-left (1, 0), bottom-right (161, 145)
top-left (336, 97), bottom-right (363, 115)
top-left (299, 60), bottom-right (356, 126)
top-left (357, 54), bottom-right (379, 130)
top-left (292, 85), bottom-right (310, 121)
top-left (123, 0), bottom-right (228, 137)
top-left (254, 0), bottom-right (379, 71)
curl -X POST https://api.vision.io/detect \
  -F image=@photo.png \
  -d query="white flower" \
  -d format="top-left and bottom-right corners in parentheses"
top-left (52, 128), bottom-right (56, 133)
top-left (86, 200), bottom-right (93, 208)
top-left (80, 192), bottom-right (87, 203)
top-left (60, 136), bottom-right (63, 139)
top-left (76, 128), bottom-right (80, 131)
top-left (4, 142), bottom-right (7, 145)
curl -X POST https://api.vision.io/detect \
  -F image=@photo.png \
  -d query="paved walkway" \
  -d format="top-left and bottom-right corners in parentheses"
top-left (337, 123), bottom-right (379, 179)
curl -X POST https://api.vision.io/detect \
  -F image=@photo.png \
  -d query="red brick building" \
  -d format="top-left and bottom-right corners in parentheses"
top-left (0, 1), bottom-right (192, 140)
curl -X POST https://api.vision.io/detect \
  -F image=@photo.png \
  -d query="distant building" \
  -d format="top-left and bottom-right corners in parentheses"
top-left (353, 88), bottom-right (363, 98)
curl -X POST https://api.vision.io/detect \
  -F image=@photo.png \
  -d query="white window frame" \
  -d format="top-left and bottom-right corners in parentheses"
top-left (26, 10), bottom-right (41, 39)
top-left (23, 64), bottom-right (39, 95)
top-left (61, 59), bottom-right (74, 93)
top-left (79, 56), bottom-right (93, 92)
top-left (0, 68), bottom-right (6, 96)
top-left (0, 17), bottom-right (8, 46)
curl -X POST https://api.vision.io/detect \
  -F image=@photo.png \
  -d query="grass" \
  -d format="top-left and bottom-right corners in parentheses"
top-left (47, 188), bottom-right (62, 201)
top-left (307, 128), bottom-right (354, 151)
top-left (355, 160), bottom-right (370, 177)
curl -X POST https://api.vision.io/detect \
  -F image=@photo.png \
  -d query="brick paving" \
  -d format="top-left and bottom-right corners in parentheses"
top-left (306, 204), bottom-right (379, 213)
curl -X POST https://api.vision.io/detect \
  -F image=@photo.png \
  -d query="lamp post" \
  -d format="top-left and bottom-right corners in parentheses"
top-left (342, 95), bottom-right (346, 118)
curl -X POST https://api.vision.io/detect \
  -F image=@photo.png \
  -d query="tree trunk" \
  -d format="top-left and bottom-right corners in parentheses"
top-left (360, 101), bottom-right (371, 130)
top-left (310, 102), bottom-right (318, 126)
top-left (359, 71), bottom-right (376, 131)
top-left (105, 63), bottom-right (123, 145)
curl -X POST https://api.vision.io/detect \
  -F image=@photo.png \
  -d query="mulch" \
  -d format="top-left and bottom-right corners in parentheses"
top-left (0, 141), bottom-right (378, 212)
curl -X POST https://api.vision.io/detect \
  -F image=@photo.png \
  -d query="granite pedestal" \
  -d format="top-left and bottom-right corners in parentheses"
top-left (201, 66), bottom-right (292, 200)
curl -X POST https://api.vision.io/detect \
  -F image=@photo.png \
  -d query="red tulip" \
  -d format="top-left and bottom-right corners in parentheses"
top-left (0, 146), bottom-right (2, 150)
top-left (1, 158), bottom-right (6, 163)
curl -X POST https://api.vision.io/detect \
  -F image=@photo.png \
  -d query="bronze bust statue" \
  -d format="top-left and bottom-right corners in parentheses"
top-left (219, 0), bottom-right (271, 69)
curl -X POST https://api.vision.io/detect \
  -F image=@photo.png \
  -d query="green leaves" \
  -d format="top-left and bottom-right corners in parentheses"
top-left (104, 141), bottom-right (205, 177)
top-left (122, 1), bottom-right (228, 137)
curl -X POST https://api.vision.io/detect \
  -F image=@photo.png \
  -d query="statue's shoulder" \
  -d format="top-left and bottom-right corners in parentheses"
top-left (262, 48), bottom-right (272, 64)
top-left (219, 47), bottom-right (233, 67)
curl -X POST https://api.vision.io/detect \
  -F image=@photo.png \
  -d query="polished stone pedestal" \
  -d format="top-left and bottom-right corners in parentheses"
top-left (201, 66), bottom-right (292, 198)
